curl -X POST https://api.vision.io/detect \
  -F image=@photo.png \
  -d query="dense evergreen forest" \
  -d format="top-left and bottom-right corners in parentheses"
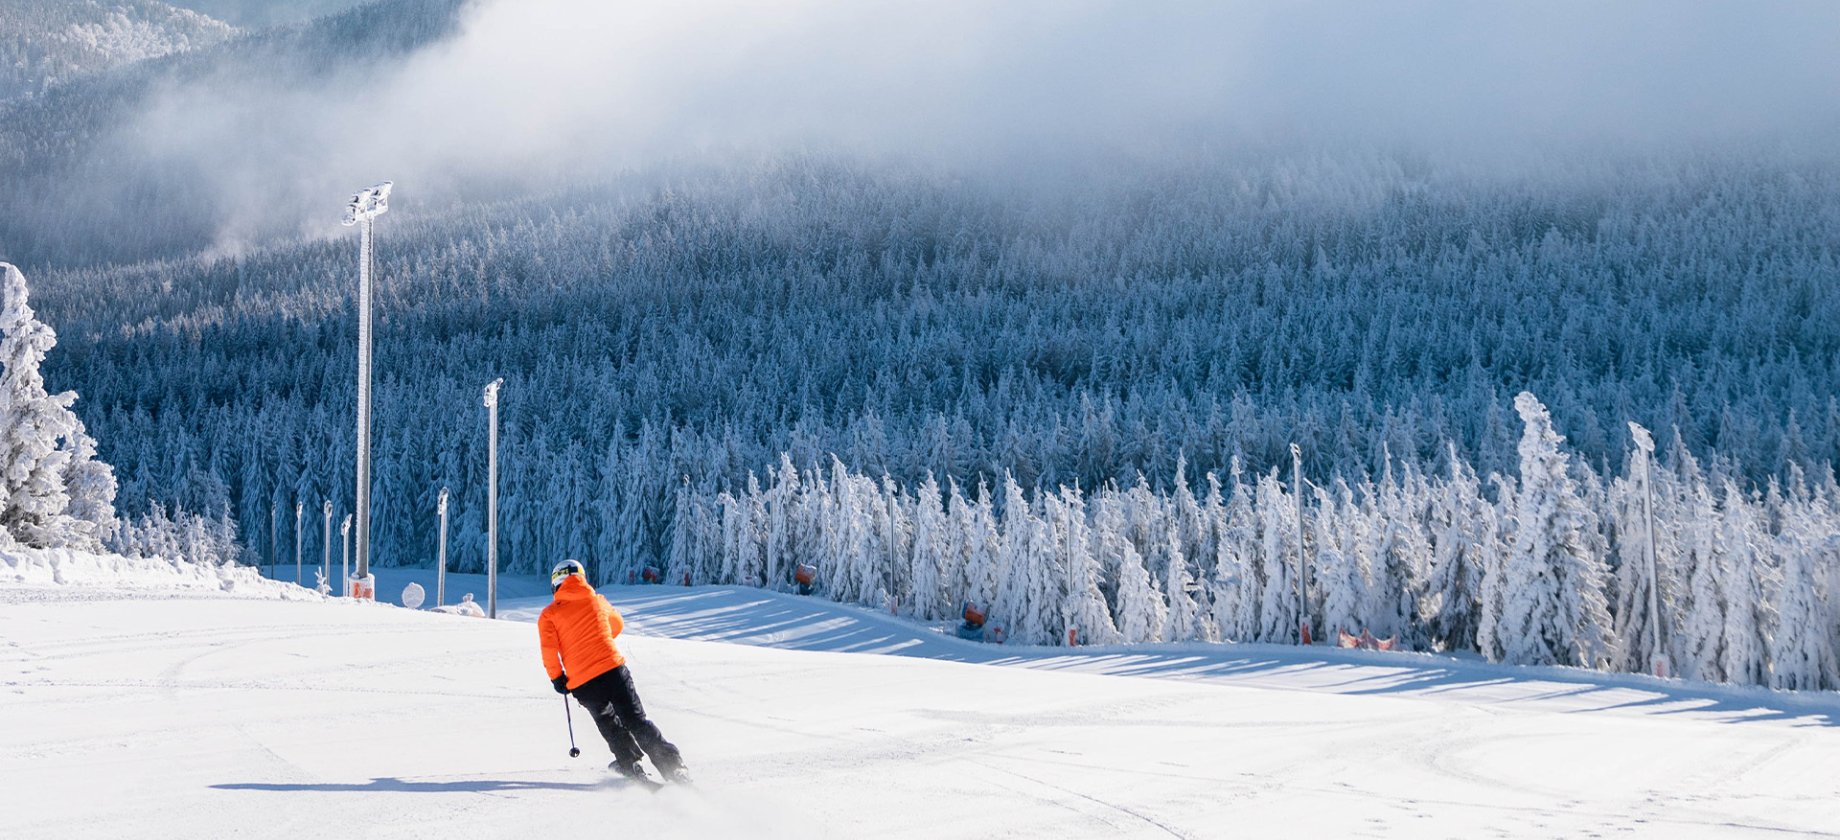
top-left (28, 154), bottom-right (1840, 587)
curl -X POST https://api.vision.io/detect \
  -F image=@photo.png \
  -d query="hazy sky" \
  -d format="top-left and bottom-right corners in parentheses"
top-left (116, 0), bottom-right (1840, 249)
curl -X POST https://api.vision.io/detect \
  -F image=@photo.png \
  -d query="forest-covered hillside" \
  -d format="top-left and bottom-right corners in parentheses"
top-left (0, 0), bottom-right (473, 267)
top-left (27, 152), bottom-right (1840, 595)
top-left (0, 0), bottom-right (233, 102)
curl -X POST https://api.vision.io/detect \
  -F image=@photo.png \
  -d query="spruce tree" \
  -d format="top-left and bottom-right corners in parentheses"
top-left (1497, 393), bottom-right (1619, 668)
top-left (0, 263), bottom-right (117, 549)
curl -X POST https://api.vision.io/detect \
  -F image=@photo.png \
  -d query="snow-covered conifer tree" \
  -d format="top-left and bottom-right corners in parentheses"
top-left (993, 474), bottom-right (1056, 645)
top-left (1425, 445), bottom-right (1492, 653)
top-left (1611, 423), bottom-right (1674, 675)
top-left (1161, 525), bottom-right (1206, 642)
top-left (1370, 461), bottom-right (1431, 647)
top-left (58, 417), bottom-right (116, 551)
top-left (1313, 481), bottom-right (1368, 638)
top-left (1255, 471), bottom-right (1300, 643)
top-left (1496, 393), bottom-right (1619, 668)
top-left (1476, 473), bottom-right (1518, 661)
top-left (1674, 462), bottom-right (1727, 683)
top-left (764, 454), bottom-right (801, 590)
top-left (0, 263), bottom-right (116, 548)
top-left (1054, 486), bottom-right (1119, 645)
top-left (1770, 533), bottom-right (1837, 691)
top-left (1211, 463), bottom-right (1262, 642)
top-left (955, 477), bottom-right (1000, 618)
top-left (909, 472), bottom-right (948, 620)
top-left (1716, 480), bottom-right (1773, 686)
top-left (1097, 490), bottom-right (1165, 643)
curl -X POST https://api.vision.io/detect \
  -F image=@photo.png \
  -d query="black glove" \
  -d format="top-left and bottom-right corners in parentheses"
top-left (552, 675), bottom-right (570, 695)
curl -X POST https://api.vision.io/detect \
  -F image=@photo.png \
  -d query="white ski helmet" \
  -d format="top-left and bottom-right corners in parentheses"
top-left (550, 559), bottom-right (586, 590)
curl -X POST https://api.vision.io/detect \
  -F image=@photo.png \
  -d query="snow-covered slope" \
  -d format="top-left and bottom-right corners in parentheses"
top-left (0, 0), bottom-right (234, 102)
top-left (3, 545), bottom-right (310, 600)
top-left (4, 578), bottom-right (1837, 839)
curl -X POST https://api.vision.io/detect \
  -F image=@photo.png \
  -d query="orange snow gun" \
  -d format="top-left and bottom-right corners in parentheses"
top-left (794, 563), bottom-right (818, 595)
top-left (954, 602), bottom-right (988, 641)
top-left (641, 566), bottom-right (661, 584)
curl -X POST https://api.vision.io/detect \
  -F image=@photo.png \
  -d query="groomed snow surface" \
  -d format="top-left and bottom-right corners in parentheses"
top-left (3, 555), bottom-right (1837, 839)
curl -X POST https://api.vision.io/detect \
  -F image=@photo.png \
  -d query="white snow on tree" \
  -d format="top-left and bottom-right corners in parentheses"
top-left (1161, 525), bottom-right (1207, 642)
top-left (1715, 479), bottom-right (1774, 687)
top-left (992, 474), bottom-right (1062, 646)
top-left (1769, 471), bottom-right (1839, 691)
top-left (1496, 392), bottom-right (1619, 668)
top-left (1610, 422), bottom-right (1674, 675)
top-left (1474, 472), bottom-right (1517, 663)
top-left (1425, 445), bottom-right (1494, 653)
top-left (954, 477), bottom-right (1000, 621)
top-left (1097, 491), bottom-right (1165, 643)
top-left (0, 263), bottom-right (118, 550)
top-left (908, 472), bottom-right (948, 621)
top-left (669, 395), bottom-right (1836, 690)
top-left (1254, 471), bottom-right (1301, 644)
top-left (1369, 460), bottom-right (1431, 647)
top-left (1049, 486), bottom-right (1120, 646)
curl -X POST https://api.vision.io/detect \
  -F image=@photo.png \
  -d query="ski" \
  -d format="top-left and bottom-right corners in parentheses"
top-left (610, 762), bottom-right (664, 792)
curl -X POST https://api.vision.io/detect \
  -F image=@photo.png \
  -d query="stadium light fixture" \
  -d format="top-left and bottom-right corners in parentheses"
top-left (341, 181), bottom-right (392, 601)
top-left (483, 379), bottom-right (504, 619)
top-left (436, 487), bottom-right (450, 608)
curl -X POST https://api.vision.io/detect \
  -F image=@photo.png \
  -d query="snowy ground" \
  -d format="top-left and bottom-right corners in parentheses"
top-left (4, 570), bottom-right (1838, 839)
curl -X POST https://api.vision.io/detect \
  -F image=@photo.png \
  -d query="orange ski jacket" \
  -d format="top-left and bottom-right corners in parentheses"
top-left (538, 575), bottom-right (627, 689)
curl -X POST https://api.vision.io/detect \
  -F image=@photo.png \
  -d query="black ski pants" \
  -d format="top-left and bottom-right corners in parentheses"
top-left (571, 665), bottom-right (682, 771)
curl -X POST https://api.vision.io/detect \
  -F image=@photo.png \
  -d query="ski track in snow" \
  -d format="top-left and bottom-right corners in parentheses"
top-left (2, 576), bottom-right (1837, 838)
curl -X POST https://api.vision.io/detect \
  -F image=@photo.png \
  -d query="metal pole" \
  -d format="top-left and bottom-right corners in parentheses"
top-left (1291, 443), bottom-right (1308, 645)
top-left (269, 503), bottom-right (278, 581)
top-left (322, 500), bottom-right (332, 591)
top-left (340, 181), bottom-right (388, 596)
top-left (484, 379), bottom-right (503, 619)
top-left (341, 515), bottom-right (352, 596)
top-left (294, 502), bottom-right (303, 585)
top-left (354, 216), bottom-right (374, 592)
top-left (437, 487), bottom-right (450, 608)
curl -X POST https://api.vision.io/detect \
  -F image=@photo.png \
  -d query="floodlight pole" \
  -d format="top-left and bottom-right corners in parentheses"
top-left (483, 379), bottom-right (504, 619)
top-left (294, 501), bottom-right (304, 585)
top-left (436, 487), bottom-right (450, 608)
top-left (341, 181), bottom-right (392, 601)
top-left (269, 503), bottom-right (278, 581)
top-left (341, 514), bottom-right (353, 596)
top-left (321, 500), bottom-right (332, 593)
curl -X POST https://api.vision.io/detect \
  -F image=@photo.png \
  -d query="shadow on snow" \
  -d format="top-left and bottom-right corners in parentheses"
top-left (603, 585), bottom-right (1840, 729)
top-left (213, 776), bottom-right (622, 794)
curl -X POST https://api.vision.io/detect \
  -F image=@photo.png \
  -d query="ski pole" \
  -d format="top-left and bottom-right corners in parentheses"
top-left (564, 695), bottom-right (581, 759)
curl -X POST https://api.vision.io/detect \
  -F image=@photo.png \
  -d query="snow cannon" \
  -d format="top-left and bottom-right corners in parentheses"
top-left (955, 602), bottom-right (987, 641)
top-left (348, 574), bottom-right (375, 602)
top-left (642, 565), bottom-right (662, 584)
top-left (794, 563), bottom-right (818, 595)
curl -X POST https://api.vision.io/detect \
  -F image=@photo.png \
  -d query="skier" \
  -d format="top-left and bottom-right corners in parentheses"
top-left (539, 559), bottom-right (690, 784)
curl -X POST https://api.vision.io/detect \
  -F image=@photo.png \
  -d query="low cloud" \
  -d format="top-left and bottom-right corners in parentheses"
top-left (111, 0), bottom-right (1840, 251)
